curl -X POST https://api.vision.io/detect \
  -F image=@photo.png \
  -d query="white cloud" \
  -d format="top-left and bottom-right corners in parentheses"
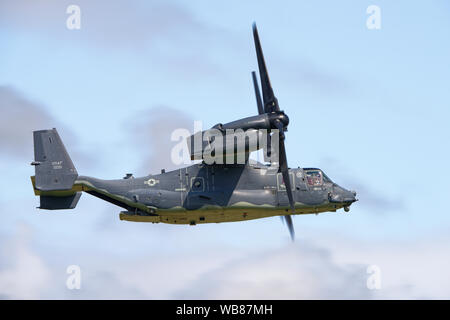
top-left (1, 222), bottom-right (450, 300)
top-left (173, 243), bottom-right (371, 299)
top-left (129, 105), bottom-right (195, 175)
top-left (0, 85), bottom-right (95, 173)
top-left (0, 224), bottom-right (50, 299)
top-left (324, 234), bottom-right (450, 299)
top-left (0, 86), bottom-right (57, 158)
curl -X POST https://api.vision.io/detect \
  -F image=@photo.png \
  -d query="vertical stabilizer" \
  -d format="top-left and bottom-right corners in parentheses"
top-left (32, 128), bottom-right (78, 191)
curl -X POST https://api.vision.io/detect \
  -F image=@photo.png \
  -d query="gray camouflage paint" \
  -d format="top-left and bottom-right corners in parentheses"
top-left (30, 24), bottom-right (357, 226)
top-left (32, 153), bottom-right (356, 225)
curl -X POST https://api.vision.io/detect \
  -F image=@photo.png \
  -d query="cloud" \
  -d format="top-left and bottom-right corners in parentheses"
top-left (277, 57), bottom-right (349, 96)
top-left (337, 177), bottom-right (405, 214)
top-left (0, 1), bottom-right (203, 42)
top-left (347, 181), bottom-right (404, 213)
top-left (0, 85), bottom-right (95, 171)
top-left (0, 222), bottom-right (375, 300)
top-left (0, 0), bottom-right (225, 75)
top-left (1, 221), bottom-right (450, 299)
top-left (0, 86), bottom-right (58, 158)
top-left (319, 157), bottom-right (404, 214)
top-left (1, 1), bottom-right (350, 89)
top-left (0, 0), bottom-right (231, 85)
top-left (0, 223), bottom-right (50, 299)
top-left (324, 233), bottom-right (450, 299)
top-left (64, 269), bottom-right (143, 300)
top-left (129, 105), bottom-right (195, 175)
top-left (173, 243), bottom-right (371, 299)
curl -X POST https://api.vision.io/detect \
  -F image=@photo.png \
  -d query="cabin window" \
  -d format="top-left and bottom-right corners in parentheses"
top-left (305, 170), bottom-right (323, 186)
top-left (191, 177), bottom-right (204, 192)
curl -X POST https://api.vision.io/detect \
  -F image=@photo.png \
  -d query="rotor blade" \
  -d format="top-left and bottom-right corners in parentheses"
top-left (273, 118), bottom-right (294, 213)
top-left (263, 132), bottom-right (272, 162)
top-left (279, 137), bottom-right (295, 213)
top-left (252, 71), bottom-right (264, 115)
top-left (283, 215), bottom-right (295, 241)
top-left (252, 23), bottom-right (279, 113)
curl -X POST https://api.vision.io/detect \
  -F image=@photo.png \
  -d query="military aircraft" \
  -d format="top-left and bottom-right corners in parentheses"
top-left (30, 24), bottom-right (357, 240)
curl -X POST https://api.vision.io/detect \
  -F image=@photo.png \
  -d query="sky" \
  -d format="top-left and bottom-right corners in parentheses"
top-left (0, 0), bottom-right (449, 299)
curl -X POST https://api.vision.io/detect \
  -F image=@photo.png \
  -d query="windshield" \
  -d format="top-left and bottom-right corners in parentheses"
top-left (303, 169), bottom-right (333, 186)
top-left (322, 172), bottom-right (333, 183)
top-left (305, 170), bottom-right (322, 186)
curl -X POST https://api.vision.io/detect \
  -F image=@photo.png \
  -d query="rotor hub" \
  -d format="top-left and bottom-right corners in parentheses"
top-left (268, 111), bottom-right (289, 130)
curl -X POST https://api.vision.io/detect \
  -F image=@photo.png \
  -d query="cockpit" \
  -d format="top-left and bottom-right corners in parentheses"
top-left (303, 168), bottom-right (333, 186)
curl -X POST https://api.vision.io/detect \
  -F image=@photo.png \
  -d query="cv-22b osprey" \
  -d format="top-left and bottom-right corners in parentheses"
top-left (30, 24), bottom-right (357, 240)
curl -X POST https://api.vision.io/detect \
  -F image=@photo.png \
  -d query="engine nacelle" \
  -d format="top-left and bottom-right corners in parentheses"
top-left (187, 128), bottom-right (271, 164)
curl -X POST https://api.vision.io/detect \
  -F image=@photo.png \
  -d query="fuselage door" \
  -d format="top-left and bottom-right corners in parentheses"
top-left (276, 172), bottom-right (295, 207)
top-left (177, 168), bottom-right (188, 206)
top-left (295, 169), bottom-right (308, 191)
top-left (276, 172), bottom-right (295, 192)
top-left (302, 169), bottom-right (327, 205)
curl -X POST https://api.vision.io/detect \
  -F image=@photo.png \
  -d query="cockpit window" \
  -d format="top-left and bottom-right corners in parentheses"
top-left (322, 172), bottom-right (332, 183)
top-left (305, 170), bottom-right (323, 186)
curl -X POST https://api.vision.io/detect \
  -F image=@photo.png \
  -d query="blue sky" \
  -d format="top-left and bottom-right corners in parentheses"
top-left (0, 0), bottom-right (449, 299)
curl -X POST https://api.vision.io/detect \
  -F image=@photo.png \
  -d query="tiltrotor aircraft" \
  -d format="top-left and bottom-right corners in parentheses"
top-left (30, 24), bottom-right (357, 240)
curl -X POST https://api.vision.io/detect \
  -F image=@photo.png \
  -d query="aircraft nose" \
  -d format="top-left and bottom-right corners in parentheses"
top-left (329, 187), bottom-right (357, 204)
top-left (344, 190), bottom-right (357, 203)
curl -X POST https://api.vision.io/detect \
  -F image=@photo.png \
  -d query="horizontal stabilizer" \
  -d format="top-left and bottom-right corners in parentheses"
top-left (39, 192), bottom-right (82, 210)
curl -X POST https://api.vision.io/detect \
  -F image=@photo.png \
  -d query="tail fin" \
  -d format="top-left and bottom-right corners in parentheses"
top-left (32, 128), bottom-right (78, 191)
top-left (31, 129), bottom-right (81, 210)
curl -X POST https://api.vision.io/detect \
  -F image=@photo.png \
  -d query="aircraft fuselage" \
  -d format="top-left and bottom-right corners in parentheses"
top-left (70, 162), bottom-right (356, 225)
